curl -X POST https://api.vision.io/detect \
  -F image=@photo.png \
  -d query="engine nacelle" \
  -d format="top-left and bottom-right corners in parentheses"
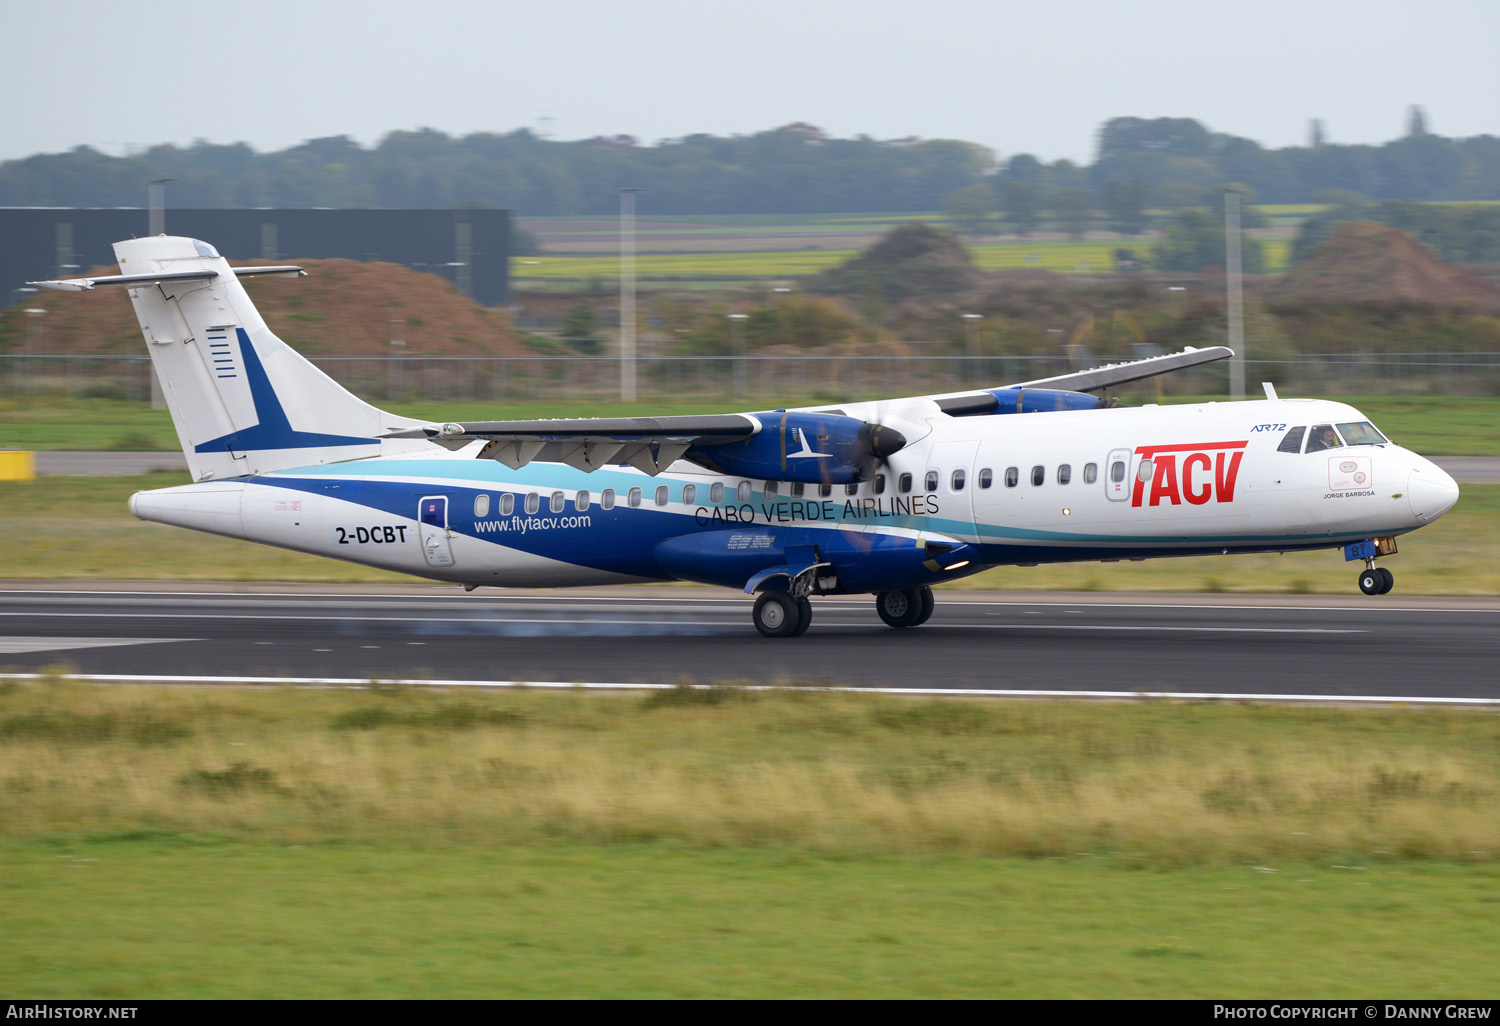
top-left (686, 410), bottom-right (904, 485)
top-left (983, 387), bottom-right (1110, 415)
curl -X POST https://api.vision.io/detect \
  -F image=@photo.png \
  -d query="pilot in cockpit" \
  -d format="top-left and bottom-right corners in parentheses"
top-left (1305, 425), bottom-right (1343, 453)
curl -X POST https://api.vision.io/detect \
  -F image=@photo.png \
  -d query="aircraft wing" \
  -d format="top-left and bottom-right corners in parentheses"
top-left (932, 346), bottom-right (1234, 415)
top-left (382, 414), bottom-right (761, 474)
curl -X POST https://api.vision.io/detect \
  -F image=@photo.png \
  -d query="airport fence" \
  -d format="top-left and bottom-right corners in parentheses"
top-left (2, 351), bottom-right (1499, 405)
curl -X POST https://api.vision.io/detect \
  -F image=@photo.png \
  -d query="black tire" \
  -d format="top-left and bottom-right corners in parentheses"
top-left (753, 590), bottom-right (800, 638)
top-left (1358, 569), bottom-right (1383, 596)
top-left (913, 586), bottom-right (935, 626)
top-left (1377, 567), bottom-right (1395, 594)
top-left (876, 588), bottom-right (923, 628)
top-left (789, 598), bottom-right (813, 637)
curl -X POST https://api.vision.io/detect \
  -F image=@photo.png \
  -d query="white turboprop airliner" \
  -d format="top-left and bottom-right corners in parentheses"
top-left (32, 236), bottom-right (1460, 637)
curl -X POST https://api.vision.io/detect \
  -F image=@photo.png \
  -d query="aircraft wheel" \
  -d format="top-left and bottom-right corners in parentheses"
top-left (913, 586), bottom-right (935, 626)
top-left (1377, 567), bottom-right (1395, 594)
top-left (875, 588), bottom-right (923, 628)
top-left (789, 597), bottom-right (813, 637)
top-left (753, 590), bottom-right (801, 638)
top-left (1358, 569), bottom-right (1383, 596)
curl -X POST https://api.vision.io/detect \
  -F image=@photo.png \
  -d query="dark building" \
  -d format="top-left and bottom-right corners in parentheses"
top-left (2, 207), bottom-right (511, 308)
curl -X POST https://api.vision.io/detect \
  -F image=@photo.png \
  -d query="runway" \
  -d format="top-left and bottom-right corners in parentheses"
top-left (2, 587), bottom-right (1497, 701)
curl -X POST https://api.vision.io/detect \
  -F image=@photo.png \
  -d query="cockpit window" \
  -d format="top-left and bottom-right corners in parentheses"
top-left (192, 239), bottom-right (220, 258)
top-left (1277, 426), bottom-right (1306, 454)
top-left (1336, 421), bottom-right (1387, 446)
top-left (1304, 424), bottom-right (1343, 453)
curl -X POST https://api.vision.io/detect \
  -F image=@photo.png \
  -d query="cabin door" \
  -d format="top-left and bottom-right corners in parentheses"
top-left (417, 495), bottom-right (456, 568)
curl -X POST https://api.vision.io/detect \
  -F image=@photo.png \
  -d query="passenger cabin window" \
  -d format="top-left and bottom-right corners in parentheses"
top-left (1278, 426), bottom-right (1307, 454)
top-left (899, 473), bottom-right (913, 493)
top-left (1005, 467), bottom-right (1019, 487)
top-left (710, 482), bottom-right (724, 504)
top-left (1305, 424), bottom-right (1343, 453)
top-left (819, 483), bottom-right (833, 498)
top-left (951, 468), bottom-right (966, 491)
top-left (790, 482), bottom-right (805, 498)
top-left (600, 489), bottom-right (615, 510)
top-left (979, 468), bottom-right (993, 489)
top-left (655, 485), bottom-right (669, 507)
top-left (737, 480), bottom-right (752, 502)
top-left (1136, 459), bottom-right (1154, 483)
top-left (845, 483), bottom-right (859, 496)
top-left (576, 490), bottom-right (590, 511)
top-left (524, 492), bottom-right (540, 515)
top-left (1083, 463), bottom-right (1097, 484)
top-left (1057, 464), bottom-right (1071, 486)
top-left (873, 474), bottom-right (886, 495)
top-left (1031, 465), bottom-right (1045, 486)
top-left (499, 493), bottom-right (515, 516)
top-left (473, 494), bottom-right (490, 518)
top-left (1338, 421), bottom-right (1387, 446)
top-left (925, 471), bottom-right (939, 492)
top-left (682, 483), bottom-right (696, 505)
top-left (1111, 460), bottom-right (1127, 484)
top-left (549, 490), bottom-right (565, 513)
top-left (628, 487), bottom-right (643, 508)
top-left (763, 482), bottom-right (778, 500)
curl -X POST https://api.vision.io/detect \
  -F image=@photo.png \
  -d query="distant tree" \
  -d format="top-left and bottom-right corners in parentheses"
top-left (561, 300), bottom-right (601, 354)
top-left (1001, 181), bottom-right (1042, 236)
top-left (1052, 187), bottom-right (1093, 239)
top-left (1152, 209), bottom-right (1264, 273)
top-left (1407, 105), bottom-right (1430, 138)
top-left (1101, 180), bottom-right (1149, 234)
top-left (1309, 119), bottom-right (1326, 149)
top-left (942, 182), bottom-right (996, 236)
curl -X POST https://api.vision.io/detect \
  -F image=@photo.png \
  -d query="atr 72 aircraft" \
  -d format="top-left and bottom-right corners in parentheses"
top-left (33, 236), bottom-right (1460, 637)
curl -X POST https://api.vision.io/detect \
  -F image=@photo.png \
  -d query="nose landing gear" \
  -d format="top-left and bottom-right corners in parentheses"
top-left (1347, 538), bottom-right (1398, 596)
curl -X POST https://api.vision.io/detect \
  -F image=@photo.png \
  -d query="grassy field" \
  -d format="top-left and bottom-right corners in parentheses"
top-left (5, 395), bottom-right (1497, 455)
top-left (1, 684), bottom-right (1497, 997)
top-left (510, 236), bottom-right (1294, 282)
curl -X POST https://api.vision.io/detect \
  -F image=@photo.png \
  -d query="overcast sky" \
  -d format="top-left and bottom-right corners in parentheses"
top-left (3, 0), bottom-right (1496, 166)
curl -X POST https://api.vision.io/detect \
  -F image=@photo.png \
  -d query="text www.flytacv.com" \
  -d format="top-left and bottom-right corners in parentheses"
top-left (474, 516), bottom-right (592, 536)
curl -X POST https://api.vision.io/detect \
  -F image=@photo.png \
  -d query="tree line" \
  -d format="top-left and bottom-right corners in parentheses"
top-left (2, 113), bottom-right (1497, 217)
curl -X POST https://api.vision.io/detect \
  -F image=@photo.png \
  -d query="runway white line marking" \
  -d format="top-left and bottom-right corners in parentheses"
top-left (0, 637), bottom-right (194, 654)
top-left (0, 672), bottom-right (1494, 706)
top-left (0, 612), bottom-right (1364, 634)
top-left (1, 591), bottom-right (1493, 614)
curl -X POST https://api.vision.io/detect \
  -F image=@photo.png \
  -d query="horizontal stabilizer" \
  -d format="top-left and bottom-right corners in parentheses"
top-left (29, 265), bottom-right (305, 292)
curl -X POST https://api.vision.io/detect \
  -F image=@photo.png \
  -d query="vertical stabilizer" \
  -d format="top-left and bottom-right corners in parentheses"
top-left (111, 236), bottom-right (426, 480)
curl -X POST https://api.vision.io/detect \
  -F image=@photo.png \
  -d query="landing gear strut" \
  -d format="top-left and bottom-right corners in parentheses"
top-left (876, 586), bottom-right (934, 629)
top-left (1347, 538), bottom-right (1396, 596)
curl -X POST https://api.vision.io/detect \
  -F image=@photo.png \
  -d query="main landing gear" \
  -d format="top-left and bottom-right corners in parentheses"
top-left (751, 585), bottom-right (937, 637)
top-left (875, 586), bottom-right (935, 629)
top-left (752, 589), bottom-right (813, 638)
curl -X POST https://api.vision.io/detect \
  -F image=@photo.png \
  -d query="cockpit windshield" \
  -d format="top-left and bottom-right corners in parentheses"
top-left (192, 239), bottom-right (220, 258)
top-left (1304, 424), bottom-right (1344, 453)
top-left (1336, 421), bottom-right (1387, 446)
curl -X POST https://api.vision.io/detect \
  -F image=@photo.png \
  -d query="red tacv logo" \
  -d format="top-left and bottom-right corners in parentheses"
top-left (1131, 441), bottom-right (1247, 508)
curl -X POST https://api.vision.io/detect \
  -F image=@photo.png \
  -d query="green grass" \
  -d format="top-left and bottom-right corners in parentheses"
top-left (1, 685), bottom-right (1497, 997)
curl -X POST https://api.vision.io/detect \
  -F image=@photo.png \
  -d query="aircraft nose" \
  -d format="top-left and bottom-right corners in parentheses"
top-left (1408, 463), bottom-right (1459, 523)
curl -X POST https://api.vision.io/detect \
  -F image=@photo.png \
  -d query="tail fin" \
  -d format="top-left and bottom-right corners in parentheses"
top-left (105, 236), bottom-right (425, 480)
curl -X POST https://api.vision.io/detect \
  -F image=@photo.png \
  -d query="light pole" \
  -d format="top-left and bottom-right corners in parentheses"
top-left (619, 187), bottom-right (644, 402)
top-left (728, 314), bottom-right (748, 399)
top-left (1225, 187), bottom-right (1245, 399)
top-left (148, 177), bottom-right (177, 236)
top-left (961, 313), bottom-right (982, 386)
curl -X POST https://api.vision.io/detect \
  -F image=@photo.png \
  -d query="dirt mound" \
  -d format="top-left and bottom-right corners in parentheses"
top-left (809, 222), bottom-right (981, 303)
top-left (1, 259), bottom-right (526, 357)
top-left (1270, 221), bottom-right (1500, 312)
